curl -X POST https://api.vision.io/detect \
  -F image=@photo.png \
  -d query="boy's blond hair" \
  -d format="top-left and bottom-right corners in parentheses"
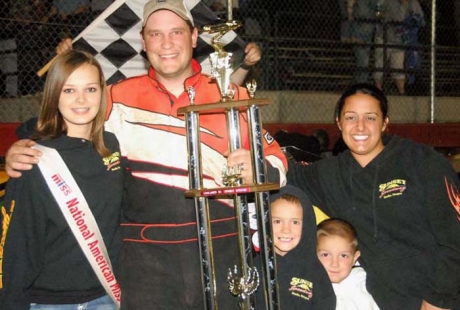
top-left (317, 218), bottom-right (359, 252)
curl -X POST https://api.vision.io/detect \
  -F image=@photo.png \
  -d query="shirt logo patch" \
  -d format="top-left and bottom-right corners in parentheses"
top-left (264, 132), bottom-right (274, 145)
top-left (379, 179), bottom-right (406, 199)
top-left (103, 151), bottom-right (121, 172)
top-left (289, 277), bottom-right (313, 300)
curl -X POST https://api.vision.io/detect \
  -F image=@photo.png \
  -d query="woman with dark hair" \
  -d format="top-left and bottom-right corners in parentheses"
top-left (288, 83), bottom-right (460, 310)
top-left (0, 50), bottom-right (123, 310)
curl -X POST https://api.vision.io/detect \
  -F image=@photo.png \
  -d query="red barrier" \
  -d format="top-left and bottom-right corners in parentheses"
top-left (0, 123), bottom-right (20, 157)
top-left (1, 122), bottom-right (460, 157)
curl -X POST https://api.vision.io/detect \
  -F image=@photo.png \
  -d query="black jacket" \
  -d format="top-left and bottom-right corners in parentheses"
top-left (255, 185), bottom-right (336, 309)
top-left (0, 133), bottom-right (124, 309)
top-left (288, 135), bottom-right (460, 309)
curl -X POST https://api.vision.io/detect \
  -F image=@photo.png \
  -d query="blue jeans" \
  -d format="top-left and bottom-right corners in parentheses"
top-left (30, 295), bottom-right (117, 310)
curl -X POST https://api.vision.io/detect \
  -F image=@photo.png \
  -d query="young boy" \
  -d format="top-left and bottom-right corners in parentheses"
top-left (255, 185), bottom-right (336, 309)
top-left (317, 218), bottom-right (379, 310)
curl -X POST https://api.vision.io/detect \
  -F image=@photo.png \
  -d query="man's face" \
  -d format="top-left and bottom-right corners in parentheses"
top-left (141, 10), bottom-right (198, 82)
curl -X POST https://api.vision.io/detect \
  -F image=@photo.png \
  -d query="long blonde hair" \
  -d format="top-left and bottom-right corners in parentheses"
top-left (35, 50), bottom-right (110, 157)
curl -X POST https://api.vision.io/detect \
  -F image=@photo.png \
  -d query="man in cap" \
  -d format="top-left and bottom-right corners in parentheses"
top-left (5, 0), bottom-right (287, 308)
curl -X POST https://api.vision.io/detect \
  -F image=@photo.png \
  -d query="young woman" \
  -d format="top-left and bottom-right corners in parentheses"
top-left (0, 50), bottom-right (123, 310)
top-left (288, 83), bottom-right (460, 310)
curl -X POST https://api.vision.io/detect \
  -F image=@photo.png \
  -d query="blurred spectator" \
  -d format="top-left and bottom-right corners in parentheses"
top-left (373, 0), bottom-right (424, 94)
top-left (42, 0), bottom-right (91, 41)
top-left (338, 0), bottom-right (355, 42)
top-left (349, 0), bottom-right (378, 84)
top-left (9, 0), bottom-right (49, 27)
top-left (44, 0), bottom-right (90, 22)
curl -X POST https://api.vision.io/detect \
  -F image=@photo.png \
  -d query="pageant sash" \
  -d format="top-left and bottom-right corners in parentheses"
top-left (34, 144), bottom-right (121, 308)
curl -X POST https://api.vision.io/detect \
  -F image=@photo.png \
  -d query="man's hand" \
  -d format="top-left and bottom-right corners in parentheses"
top-left (226, 148), bottom-right (253, 184)
top-left (242, 42), bottom-right (261, 68)
top-left (5, 139), bottom-right (41, 178)
top-left (230, 42), bottom-right (261, 85)
top-left (56, 38), bottom-right (73, 55)
top-left (420, 300), bottom-right (450, 310)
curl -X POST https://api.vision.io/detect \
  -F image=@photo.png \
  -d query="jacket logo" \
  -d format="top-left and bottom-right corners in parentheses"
top-left (379, 179), bottom-right (406, 199)
top-left (445, 176), bottom-right (460, 221)
top-left (0, 200), bottom-right (15, 289)
top-left (103, 151), bottom-right (121, 172)
top-left (289, 277), bottom-right (313, 300)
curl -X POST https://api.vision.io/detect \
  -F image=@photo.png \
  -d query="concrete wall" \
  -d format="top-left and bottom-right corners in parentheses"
top-left (257, 91), bottom-right (460, 124)
top-left (1, 91), bottom-right (460, 124)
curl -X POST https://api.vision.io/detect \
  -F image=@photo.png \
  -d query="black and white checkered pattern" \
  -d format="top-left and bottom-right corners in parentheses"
top-left (72, 0), bottom-right (246, 85)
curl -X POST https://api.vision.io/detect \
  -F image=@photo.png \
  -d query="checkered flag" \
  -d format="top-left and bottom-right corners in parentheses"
top-left (41, 0), bottom-right (246, 84)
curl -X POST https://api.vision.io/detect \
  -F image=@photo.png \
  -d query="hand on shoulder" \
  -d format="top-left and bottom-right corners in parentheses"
top-left (5, 139), bottom-right (41, 178)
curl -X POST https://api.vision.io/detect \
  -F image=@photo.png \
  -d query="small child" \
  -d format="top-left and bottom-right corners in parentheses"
top-left (255, 185), bottom-right (336, 309)
top-left (317, 218), bottom-right (379, 310)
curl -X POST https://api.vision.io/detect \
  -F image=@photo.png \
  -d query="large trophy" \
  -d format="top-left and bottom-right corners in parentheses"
top-left (177, 21), bottom-right (280, 310)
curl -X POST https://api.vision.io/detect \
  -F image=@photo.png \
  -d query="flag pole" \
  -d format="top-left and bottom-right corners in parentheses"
top-left (227, 0), bottom-right (233, 21)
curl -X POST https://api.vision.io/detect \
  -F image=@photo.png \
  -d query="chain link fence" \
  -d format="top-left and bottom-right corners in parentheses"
top-left (1, 0), bottom-right (460, 123)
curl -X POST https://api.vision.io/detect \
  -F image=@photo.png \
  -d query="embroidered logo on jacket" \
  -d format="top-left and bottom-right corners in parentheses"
top-left (0, 200), bottom-right (15, 289)
top-left (103, 151), bottom-right (121, 171)
top-left (379, 179), bottom-right (406, 199)
top-left (445, 176), bottom-right (460, 221)
top-left (289, 277), bottom-right (313, 300)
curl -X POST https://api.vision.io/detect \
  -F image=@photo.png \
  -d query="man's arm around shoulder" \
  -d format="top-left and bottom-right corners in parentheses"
top-left (5, 140), bottom-right (41, 178)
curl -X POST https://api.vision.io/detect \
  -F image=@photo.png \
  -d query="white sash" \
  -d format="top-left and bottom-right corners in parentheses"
top-left (35, 144), bottom-right (121, 308)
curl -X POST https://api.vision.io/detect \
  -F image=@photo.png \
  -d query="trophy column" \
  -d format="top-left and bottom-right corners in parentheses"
top-left (183, 87), bottom-right (218, 309)
top-left (178, 90), bottom-right (280, 310)
top-left (179, 18), bottom-right (280, 310)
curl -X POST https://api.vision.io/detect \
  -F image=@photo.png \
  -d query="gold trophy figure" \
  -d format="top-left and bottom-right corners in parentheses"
top-left (201, 20), bottom-right (243, 53)
top-left (201, 20), bottom-right (242, 102)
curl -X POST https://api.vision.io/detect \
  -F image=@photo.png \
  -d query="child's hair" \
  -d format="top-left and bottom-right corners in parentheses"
top-left (317, 218), bottom-right (358, 252)
top-left (35, 49), bottom-right (110, 157)
top-left (273, 193), bottom-right (302, 206)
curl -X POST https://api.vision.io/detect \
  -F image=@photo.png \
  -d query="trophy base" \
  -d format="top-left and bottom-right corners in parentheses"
top-left (185, 182), bottom-right (280, 198)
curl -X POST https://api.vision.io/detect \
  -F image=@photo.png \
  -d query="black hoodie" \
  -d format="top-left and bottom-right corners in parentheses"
top-left (255, 185), bottom-right (336, 309)
top-left (0, 133), bottom-right (124, 309)
top-left (288, 135), bottom-right (460, 309)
